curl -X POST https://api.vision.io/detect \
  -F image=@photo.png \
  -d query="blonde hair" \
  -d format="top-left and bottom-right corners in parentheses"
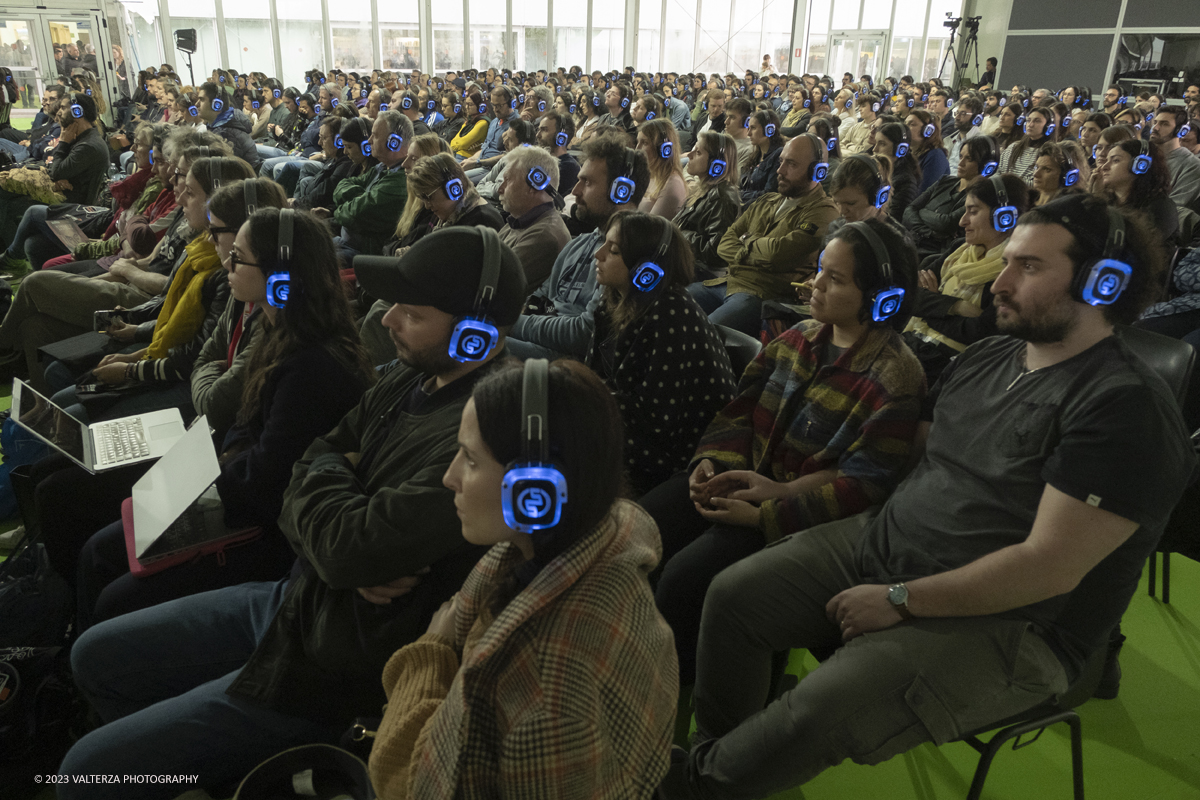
top-left (686, 131), bottom-right (740, 206)
top-left (639, 119), bottom-right (685, 202)
top-left (393, 133), bottom-right (454, 238)
top-left (407, 153), bottom-right (483, 225)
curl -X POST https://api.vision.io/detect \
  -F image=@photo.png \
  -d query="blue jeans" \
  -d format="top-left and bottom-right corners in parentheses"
top-left (6, 203), bottom-right (67, 268)
top-left (0, 137), bottom-right (28, 160)
top-left (687, 282), bottom-right (763, 337)
top-left (51, 379), bottom-right (196, 424)
top-left (255, 144), bottom-right (287, 161)
top-left (59, 581), bottom-right (341, 800)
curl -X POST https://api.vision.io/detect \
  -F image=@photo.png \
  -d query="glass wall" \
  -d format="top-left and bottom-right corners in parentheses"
top-left (379, 0), bottom-right (420, 71)
top-left (223, 0), bottom-right (272, 78)
top-left (552, 0), bottom-right (587, 72)
top-left (168, 0), bottom-right (220, 80)
top-left (101, 0), bottom-right (968, 90)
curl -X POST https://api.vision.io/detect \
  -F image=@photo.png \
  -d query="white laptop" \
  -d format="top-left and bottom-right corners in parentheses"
top-left (11, 379), bottom-right (187, 474)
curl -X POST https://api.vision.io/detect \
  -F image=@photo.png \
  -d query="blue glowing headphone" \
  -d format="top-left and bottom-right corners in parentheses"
top-left (537, 97), bottom-right (547, 112)
top-left (849, 154), bottom-right (890, 208)
top-left (85, 88), bottom-right (92, 96)
top-left (211, 93), bottom-right (224, 112)
top-left (998, 96), bottom-right (1007, 107)
top-left (592, 93), bottom-right (601, 107)
top-left (361, 87), bottom-right (369, 99)
top-left (362, 140), bottom-right (372, 157)
top-left (1016, 113), bottom-right (1026, 128)
top-left (980, 137), bottom-right (1000, 177)
top-left (1068, 206), bottom-right (1131, 306)
top-left (555, 127), bottom-right (569, 147)
top-left (972, 113), bottom-right (983, 126)
top-left (1045, 120), bottom-right (1055, 135)
top-left (921, 121), bottom-right (935, 138)
top-left (1132, 138), bottom-right (1152, 175)
top-left (386, 127), bottom-right (403, 152)
top-left (845, 221), bottom-right (904, 323)
top-left (1180, 121), bottom-right (1193, 139)
top-left (426, 98), bottom-right (436, 111)
top-left (501, 358), bottom-right (568, 533)
top-left (609, 148), bottom-right (637, 204)
top-left (631, 219), bottom-right (674, 293)
top-left (334, 134), bottom-right (344, 149)
top-left (379, 102), bottom-right (389, 111)
top-left (527, 162), bottom-right (552, 191)
top-left (659, 140), bottom-right (672, 159)
top-left (265, 208), bottom-right (294, 309)
top-left (620, 94), bottom-right (630, 108)
top-left (743, 115), bottom-right (750, 129)
top-left (804, 133), bottom-right (829, 181)
top-left (707, 155), bottom-right (727, 180)
top-left (1061, 148), bottom-right (1080, 187)
top-left (569, 103), bottom-right (577, 114)
top-left (252, 99), bottom-right (261, 109)
top-left (400, 93), bottom-right (414, 110)
top-left (440, 164), bottom-right (464, 202)
top-left (478, 101), bottom-right (488, 113)
top-left (894, 129), bottom-right (910, 159)
top-left (989, 174), bottom-right (1018, 232)
top-left (645, 110), bottom-right (656, 120)
top-left (68, 94), bottom-right (85, 119)
top-left (448, 226), bottom-right (504, 363)
top-left (330, 96), bottom-right (339, 108)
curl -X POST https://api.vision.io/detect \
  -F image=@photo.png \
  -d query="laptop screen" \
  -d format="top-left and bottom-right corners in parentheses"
top-left (14, 380), bottom-right (90, 466)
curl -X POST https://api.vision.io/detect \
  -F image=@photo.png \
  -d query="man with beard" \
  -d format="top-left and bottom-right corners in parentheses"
top-left (944, 95), bottom-right (983, 173)
top-left (59, 226), bottom-right (527, 800)
top-left (506, 132), bottom-right (649, 359)
top-left (659, 195), bottom-right (1195, 799)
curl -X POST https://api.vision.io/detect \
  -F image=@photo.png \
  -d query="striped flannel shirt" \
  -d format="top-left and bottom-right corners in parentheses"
top-left (368, 500), bottom-right (678, 800)
top-left (692, 319), bottom-right (926, 541)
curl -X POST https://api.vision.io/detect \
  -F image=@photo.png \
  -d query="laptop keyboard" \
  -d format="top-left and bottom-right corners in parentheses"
top-left (94, 418), bottom-right (151, 467)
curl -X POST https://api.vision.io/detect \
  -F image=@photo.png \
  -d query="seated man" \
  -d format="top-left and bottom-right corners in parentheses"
top-left (195, 81), bottom-right (261, 170)
top-left (497, 144), bottom-right (571, 289)
top-left (319, 111), bottom-right (413, 260)
top-left (690, 134), bottom-right (838, 336)
top-left (258, 93), bottom-right (322, 195)
top-left (59, 225), bottom-right (529, 799)
top-left (462, 86), bottom-right (519, 184)
top-left (537, 111), bottom-right (580, 193)
top-left (659, 195), bottom-right (1196, 798)
top-left (507, 132), bottom-right (649, 360)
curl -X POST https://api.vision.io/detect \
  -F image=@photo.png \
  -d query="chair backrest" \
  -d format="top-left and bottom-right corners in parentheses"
top-left (1117, 325), bottom-right (1196, 410)
top-left (716, 324), bottom-right (763, 379)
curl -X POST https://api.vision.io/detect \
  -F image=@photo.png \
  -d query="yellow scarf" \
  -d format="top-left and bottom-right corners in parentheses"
top-left (145, 233), bottom-right (222, 360)
top-left (905, 239), bottom-right (1007, 352)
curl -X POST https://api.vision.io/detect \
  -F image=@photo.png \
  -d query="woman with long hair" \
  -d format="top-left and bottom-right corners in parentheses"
top-left (903, 135), bottom-right (993, 258)
top-left (574, 88), bottom-right (604, 146)
top-left (389, 133), bottom-right (456, 254)
top-left (740, 108), bottom-right (784, 203)
top-left (450, 90), bottom-right (489, 158)
top-left (673, 131), bottom-right (741, 279)
top-left (1030, 140), bottom-right (1090, 206)
top-left (903, 173), bottom-right (1032, 383)
top-left (1100, 137), bottom-right (1179, 243)
top-left (995, 102), bottom-right (1025, 150)
top-left (369, 357), bottom-right (678, 797)
top-left (636, 118), bottom-right (687, 218)
top-left (586, 212), bottom-right (738, 495)
top-left (874, 121), bottom-right (922, 220)
top-left (434, 91), bottom-right (464, 140)
top-left (1089, 124), bottom-right (1135, 194)
top-left (643, 216), bottom-right (925, 690)
top-left (408, 153), bottom-right (504, 232)
top-left (807, 113), bottom-right (842, 188)
top-left (998, 105), bottom-right (1052, 182)
top-left (905, 108), bottom-right (949, 192)
top-left (1079, 112), bottom-right (1112, 165)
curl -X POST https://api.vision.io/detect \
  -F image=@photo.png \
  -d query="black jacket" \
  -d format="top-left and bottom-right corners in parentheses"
top-left (294, 154), bottom-right (362, 211)
top-left (901, 175), bottom-right (966, 257)
top-left (48, 126), bottom-right (108, 205)
top-left (211, 108), bottom-right (262, 169)
top-left (741, 144), bottom-right (783, 204)
top-left (672, 183), bottom-right (740, 279)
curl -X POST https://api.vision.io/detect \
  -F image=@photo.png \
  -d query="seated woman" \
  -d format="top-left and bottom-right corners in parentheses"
top-left (673, 131), bottom-right (741, 280)
top-left (740, 108), bottom-right (784, 204)
top-left (1100, 137), bottom-right (1179, 245)
top-left (642, 217), bottom-right (925, 688)
top-left (386, 133), bottom-right (454, 255)
top-left (828, 153), bottom-right (902, 235)
top-left (449, 90), bottom-right (490, 159)
top-left (636, 118), bottom-right (687, 218)
top-left (905, 109), bottom-right (950, 193)
top-left (1079, 112), bottom-right (1112, 167)
top-left (73, 205), bottom-right (376, 632)
top-left (46, 153), bottom-right (252, 423)
top-left (368, 358), bottom-right (678, 798)
top-left (434, 91), bottom-right (464, 141)
top-left (807, 114), bottom-right (843, 191)
top-left (1030, 140), bottom-right (1090, 206)
top-left (408, 153), bottom-right (503, 233)
top-left (903, 173), bottom-right (1031, 385)
top-left (874, 121), bottom-right (922, 221)
top-left (999, 106), bottom-right (1052, 183)
top-left (902, 135), bottom-right (991, 258)
top-left (586, 212), bottom-right (738, 496)
top-left (1138, 248), bottom-right (1200, 339)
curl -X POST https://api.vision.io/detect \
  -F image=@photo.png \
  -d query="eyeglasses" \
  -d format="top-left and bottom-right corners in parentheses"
top-left (228, 251), bottom-right (261, 273)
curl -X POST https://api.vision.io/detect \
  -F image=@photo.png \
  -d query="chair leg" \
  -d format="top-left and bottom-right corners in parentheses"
top-left (1163, 552), bottom-right (1171, 605)
top-left (1148, 551), bottom-right (1157, 598)
top-left (1067, 712), bottom-right (1085, 800)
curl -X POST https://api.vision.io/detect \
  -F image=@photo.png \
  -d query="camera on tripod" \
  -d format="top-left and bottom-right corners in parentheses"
top-left (943, 14), bottom-right (981, 33)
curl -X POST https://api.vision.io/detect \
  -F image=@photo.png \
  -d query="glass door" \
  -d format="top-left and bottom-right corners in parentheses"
top-left (830, 29), bottom-right (888, 81)
top-left (0, 17), bottom-right (45, 117)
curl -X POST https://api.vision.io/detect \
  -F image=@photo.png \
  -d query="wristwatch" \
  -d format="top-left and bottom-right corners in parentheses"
top-left (887, 583), bottom-right (913, 620)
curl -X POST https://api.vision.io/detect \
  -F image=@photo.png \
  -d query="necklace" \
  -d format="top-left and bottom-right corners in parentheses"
top-left (1006, 350), bottom-right (1045, 391)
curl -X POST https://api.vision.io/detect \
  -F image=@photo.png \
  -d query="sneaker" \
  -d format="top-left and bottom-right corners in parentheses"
top-left (0, 525), bottom-right (25, 549)
top-left (0, 253), bottom-right (32, 280)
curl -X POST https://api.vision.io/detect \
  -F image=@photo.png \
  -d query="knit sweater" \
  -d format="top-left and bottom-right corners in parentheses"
top-left (367, 500), bottom-right (677, 800)
top-left (692, 319), bottom-right (925, 541)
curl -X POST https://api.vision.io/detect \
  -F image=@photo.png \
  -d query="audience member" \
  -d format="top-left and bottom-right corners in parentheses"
top-left (1031, 140), bottom-right (1089, 206)
top-left (873, 121), bottom-right (921, 221)
top-left (497, 145), bottom-right (571, 289)
top-left (999, 105), bottom-right (1052, 182)
top-left (740, 109), bottom-right (783, 204)
top-left (659, 194), bottom-right (1193, 799)
top-left (1101, 138), bottom-right (1180, 244)
top-left (636, 118), bottom-right (687, 218)
top-left (1148, 106), bottom-right (1200, 211)
top-left (536, 111), bottom-right (580, 193)
top-left (673, 131), bottom-right (741, 278)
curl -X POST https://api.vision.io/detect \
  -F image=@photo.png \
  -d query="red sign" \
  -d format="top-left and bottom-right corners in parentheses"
top-left (795, 48), bottom-right (802, 58)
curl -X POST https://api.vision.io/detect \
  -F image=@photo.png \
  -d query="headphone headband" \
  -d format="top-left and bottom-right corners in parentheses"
top-left (989, 174), bottom-right (1018, 232)
top-left (448, 226), bottom-right (504, 362)
top-left (844, 221), bottom-right (904, 322)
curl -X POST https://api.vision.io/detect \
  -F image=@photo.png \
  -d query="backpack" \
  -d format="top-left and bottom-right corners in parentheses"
top-left (0, 646), bottom-right (86, 800)
top-left (0, 544), bottom-right (73, 648)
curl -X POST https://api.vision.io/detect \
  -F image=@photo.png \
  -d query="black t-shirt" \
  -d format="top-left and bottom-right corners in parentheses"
top-left (856, 334), bottom-right (1195, 677)
top-left (980, 70), bottom-right (996, 88)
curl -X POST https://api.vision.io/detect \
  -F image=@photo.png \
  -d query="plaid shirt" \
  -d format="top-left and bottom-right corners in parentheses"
top-left (693, 320), bottom-right (925, 541)
top-left (368, 500), bottom-right (678, 799)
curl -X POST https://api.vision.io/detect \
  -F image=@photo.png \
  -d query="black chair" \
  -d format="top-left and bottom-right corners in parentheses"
top-left (1116, 325), bottom-right (1197, 604)
top-left (715, 324), bottom-right (762, 378)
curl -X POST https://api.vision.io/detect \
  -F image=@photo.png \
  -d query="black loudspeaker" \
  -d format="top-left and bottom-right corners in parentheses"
top-left (174, 28), bottom-right (197, 54)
